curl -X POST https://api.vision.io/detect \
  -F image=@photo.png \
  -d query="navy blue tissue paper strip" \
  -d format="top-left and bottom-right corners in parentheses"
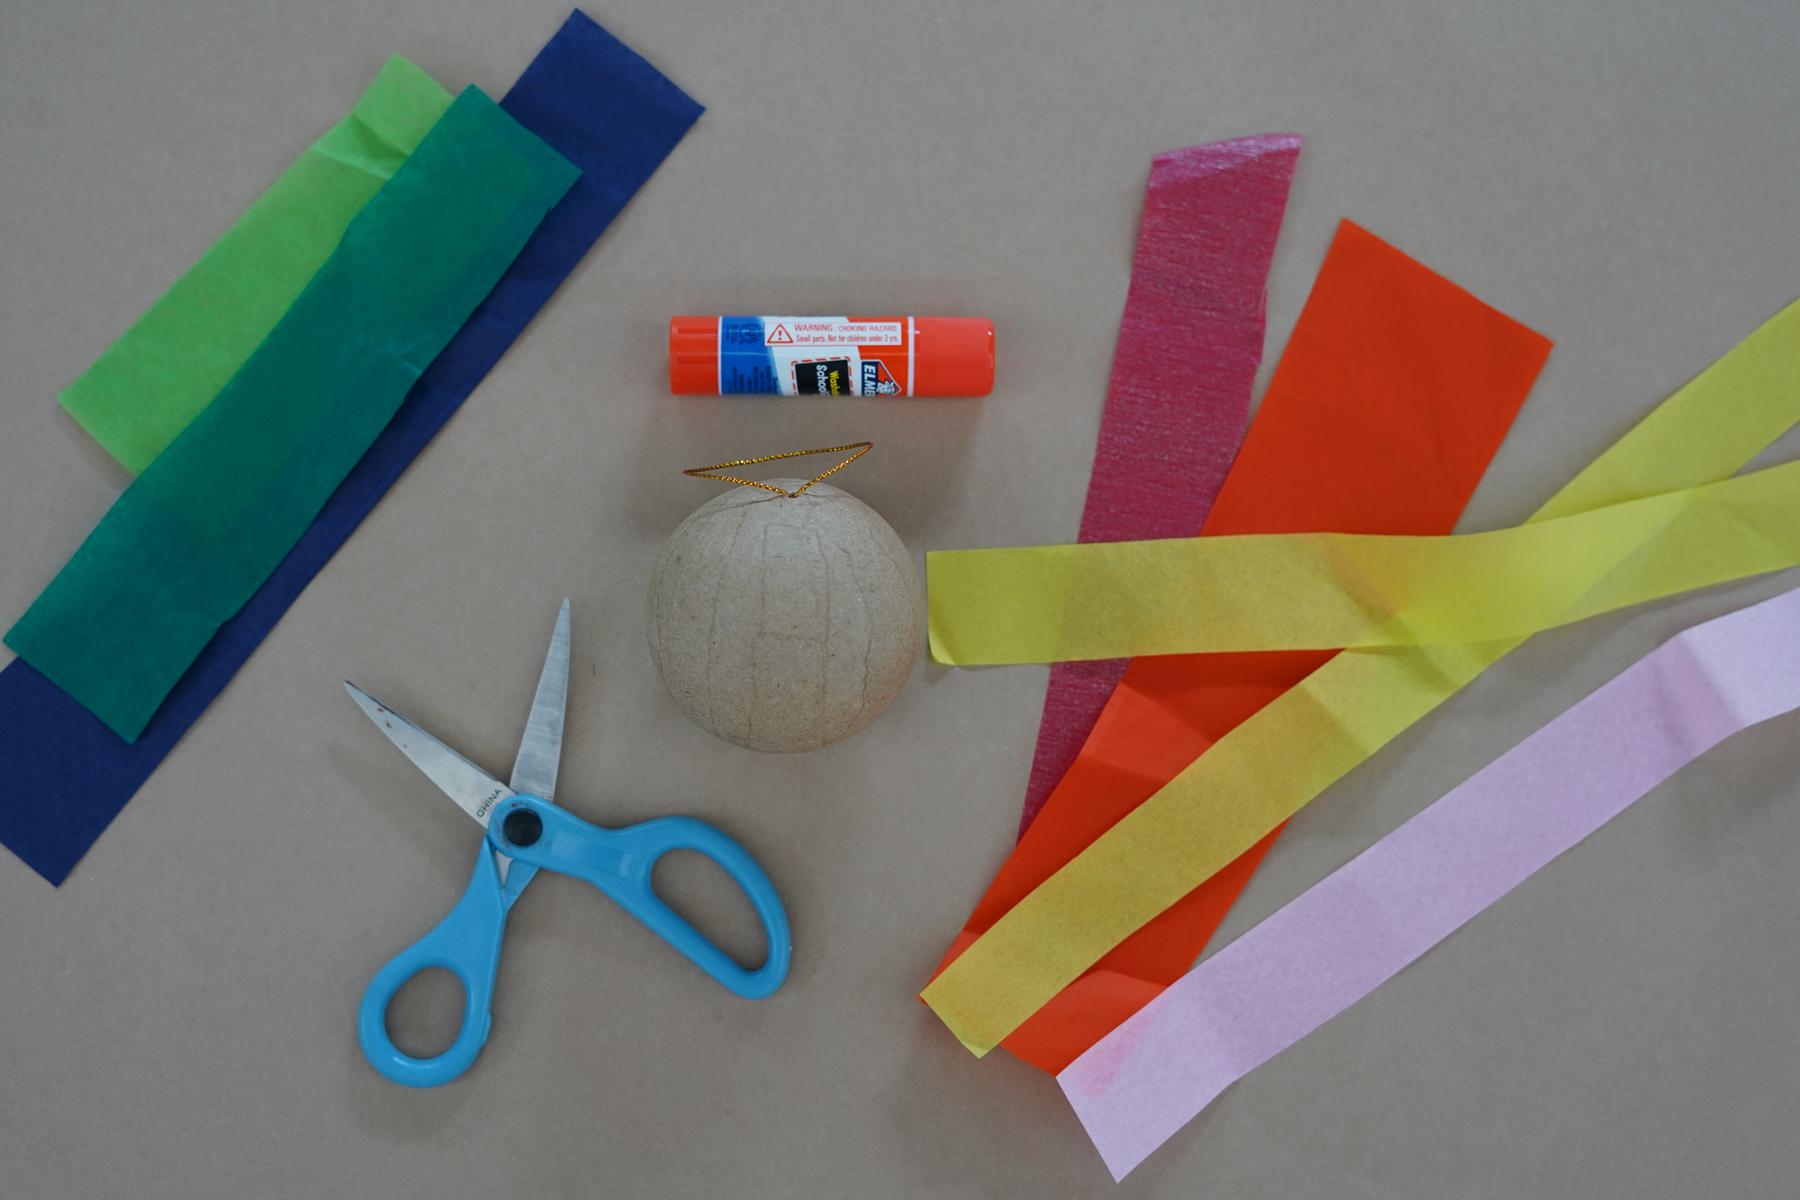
top-left (0, 10), bottom-right (702, 885)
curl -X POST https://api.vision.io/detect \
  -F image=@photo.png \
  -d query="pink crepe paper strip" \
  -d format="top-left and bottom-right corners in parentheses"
top-left (1021, 134), bottom-right (1301, 836)
top-left (1059, 584), bottom-right (1800, 1180)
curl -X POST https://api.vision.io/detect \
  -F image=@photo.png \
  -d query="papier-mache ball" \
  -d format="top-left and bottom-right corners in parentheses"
top-left (646, 480), bottom-right (921, 752)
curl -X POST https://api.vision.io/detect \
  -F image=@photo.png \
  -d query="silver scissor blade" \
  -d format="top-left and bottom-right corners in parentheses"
top-left (509, 599), bottom-right (570, 803)
top-left (343, 681), bottom-right (513, 829)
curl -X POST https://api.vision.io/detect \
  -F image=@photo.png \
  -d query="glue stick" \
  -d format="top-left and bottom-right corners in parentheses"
top-left (668, 316), bottom-right (994, 397)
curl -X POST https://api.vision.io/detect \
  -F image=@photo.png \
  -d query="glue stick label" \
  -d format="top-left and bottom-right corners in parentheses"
top-left (718, 316), bottom-right (912, 396)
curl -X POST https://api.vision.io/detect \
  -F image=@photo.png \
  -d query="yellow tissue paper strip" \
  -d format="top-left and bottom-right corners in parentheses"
top-left (920, 298), bottom-right (1800, 1055)
top-left (928, 460), bottom-right (1800, 664)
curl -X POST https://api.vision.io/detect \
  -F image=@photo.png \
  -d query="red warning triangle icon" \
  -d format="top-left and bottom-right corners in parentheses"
top-left (766, 323), bottom-right (794, 345)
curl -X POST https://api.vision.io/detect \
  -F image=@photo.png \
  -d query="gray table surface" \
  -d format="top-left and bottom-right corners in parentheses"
top-left (3, 2), bottom-right (1798, 1197)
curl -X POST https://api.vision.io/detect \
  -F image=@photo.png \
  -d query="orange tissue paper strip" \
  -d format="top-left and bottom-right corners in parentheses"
top-left (931, 219), bottom-right (1554, 1072)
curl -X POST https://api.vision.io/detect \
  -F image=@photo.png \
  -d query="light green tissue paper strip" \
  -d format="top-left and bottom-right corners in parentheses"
top-left (57, 56), bottom-right (453, 473)
top-left (7, 87), bottom-right (579, 741)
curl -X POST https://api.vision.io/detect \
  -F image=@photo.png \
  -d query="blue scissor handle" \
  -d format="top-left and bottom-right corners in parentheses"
top-left (356, 847), bottom-right (524, 1088)
top-left (490, 795), bottom-right (792, 999)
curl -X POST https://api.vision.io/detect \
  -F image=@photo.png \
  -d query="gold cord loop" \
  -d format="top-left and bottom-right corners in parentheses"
top-left (683, 441), bottom-right (872, 499)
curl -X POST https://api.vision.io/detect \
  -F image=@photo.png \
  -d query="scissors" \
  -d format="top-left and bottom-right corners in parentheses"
top-left (347, 600), bottom-right (792, 1088)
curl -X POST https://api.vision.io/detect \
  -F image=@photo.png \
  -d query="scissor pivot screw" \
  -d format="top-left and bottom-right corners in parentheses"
top-left (502, 807), bottom-right (544, 848)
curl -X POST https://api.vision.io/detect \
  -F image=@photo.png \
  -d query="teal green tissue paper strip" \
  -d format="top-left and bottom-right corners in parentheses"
top-left (5, 86), bottom-right (579, 741)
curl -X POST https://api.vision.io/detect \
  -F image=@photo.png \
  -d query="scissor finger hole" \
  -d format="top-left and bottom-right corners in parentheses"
top-left (651, 850), bottom-right (770, 969)
top-left (385, 967), bottom-right (468, 1059)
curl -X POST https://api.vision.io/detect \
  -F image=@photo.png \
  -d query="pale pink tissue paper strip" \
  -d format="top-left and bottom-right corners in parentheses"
top-left (1020, 134), bottom-right (1301, 837)
top-left (1058, 585), bottom-right (1800, 1180)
